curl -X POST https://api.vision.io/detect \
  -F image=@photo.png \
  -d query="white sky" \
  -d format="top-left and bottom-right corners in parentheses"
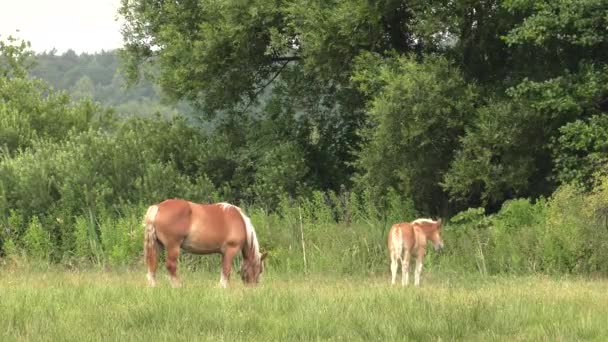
top-left (0, 0), bottom-right (123, 54)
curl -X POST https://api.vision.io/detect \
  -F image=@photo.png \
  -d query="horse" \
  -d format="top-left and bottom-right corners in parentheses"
top-left (143, 199), bottom-right (267, 288)
top-left (387, 218), bottom-right (444, 287)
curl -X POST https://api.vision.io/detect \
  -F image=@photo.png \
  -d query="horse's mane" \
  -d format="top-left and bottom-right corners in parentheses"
top-left (242, 213), bottom-right (261, 261)
top-left (412, 218), bottom-right (436, 224)
top-left (220, 203), bottom-right (261, 262)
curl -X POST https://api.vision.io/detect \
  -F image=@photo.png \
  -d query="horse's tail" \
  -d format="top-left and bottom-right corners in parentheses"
top-left (143, 205), bottom-right (160, 263)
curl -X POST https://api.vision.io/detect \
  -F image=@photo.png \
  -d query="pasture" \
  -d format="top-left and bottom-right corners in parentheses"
top-left (1, 268), bottom-right (607, 341)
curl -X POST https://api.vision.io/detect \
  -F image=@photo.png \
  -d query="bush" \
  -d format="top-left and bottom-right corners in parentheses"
top-left (440, 207), bottom-right (492, 275)
top-left (488, 198), bottom-right (547, 274)
top-left (543, 184), bottom-right (586, 273)
top-left (22, 216), bottom-right (53, 261)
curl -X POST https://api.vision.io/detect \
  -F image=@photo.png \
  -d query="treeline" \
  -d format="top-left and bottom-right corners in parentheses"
top-left (29, 48), bottom-right (188, 117)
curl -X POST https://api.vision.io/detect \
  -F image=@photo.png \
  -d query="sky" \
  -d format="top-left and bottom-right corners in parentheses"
top-left (0, 0), bottom-right (123, 54)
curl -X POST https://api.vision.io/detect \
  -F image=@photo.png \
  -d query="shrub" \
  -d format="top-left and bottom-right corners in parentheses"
top-left (488, 199), bottom-right (547, 274)
top-left (22, 216), bottom-right (53, 261)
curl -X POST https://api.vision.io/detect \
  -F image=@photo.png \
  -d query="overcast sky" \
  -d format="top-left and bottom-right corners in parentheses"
top-left (0, 0), bottom-right (123, 53)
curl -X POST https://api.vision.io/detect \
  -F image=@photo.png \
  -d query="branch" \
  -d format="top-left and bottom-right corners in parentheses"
top-left (598, 95), bottom-right (608, 112)
top-left (271, 56), bottom-right (301, 62)
top-left (240, 60), bottom-right (292, 113)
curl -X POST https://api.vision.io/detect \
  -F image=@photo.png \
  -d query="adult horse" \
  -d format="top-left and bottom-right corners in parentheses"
top-left (388, 218), bottom-right (444, 287)
top-left (143, 199), bottom-right (267, 288)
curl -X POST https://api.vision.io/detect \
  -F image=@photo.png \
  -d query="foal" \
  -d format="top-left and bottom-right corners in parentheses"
top-left (388, 218), bottom-right (444, 286)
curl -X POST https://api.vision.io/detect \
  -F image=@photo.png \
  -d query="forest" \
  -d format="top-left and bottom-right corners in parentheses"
top-left (1, 0), bottom-right (608, 276)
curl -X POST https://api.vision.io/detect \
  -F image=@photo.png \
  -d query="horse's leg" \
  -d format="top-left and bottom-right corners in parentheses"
top-left (390, 249), bottom-right (399, 286)
top-left (414, 247), bottom-right (425, 287)
top-left (402, 249), bottom-right (411, 286)
top-left (219, 247), bottom-right (238, 288)
top-left (145, 240), bottom-right (159, 287)
top-left (165, 244), bottom-right (182, 288)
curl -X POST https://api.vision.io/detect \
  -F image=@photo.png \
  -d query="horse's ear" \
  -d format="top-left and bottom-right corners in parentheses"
top-left (261, 251), bottom-right (268, 261)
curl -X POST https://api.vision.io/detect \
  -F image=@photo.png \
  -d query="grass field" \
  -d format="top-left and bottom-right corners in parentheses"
top-left (0, 267), bottom-right (607, 341)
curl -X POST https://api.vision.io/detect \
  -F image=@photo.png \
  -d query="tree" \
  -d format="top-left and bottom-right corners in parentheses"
top-left (553, 114), bottom-right (608, 190)
top-left (117, 0), bottom-right (608, 214)
top-left (442, 0), bottom-right (608, 209)
top-left (71, 75), bottom-right (95, 99)
top-left (0, 36), bottom-right (35, 79)
top-left (352, 53), bottom-right (477, 214)
top-left (0, 37), bottom-right (112, 155)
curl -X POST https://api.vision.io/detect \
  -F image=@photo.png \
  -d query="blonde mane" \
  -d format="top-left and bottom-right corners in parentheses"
top-left (412, 218), bottom-right (436, 224)
top-left (220, 202), bottom-right (261, 261)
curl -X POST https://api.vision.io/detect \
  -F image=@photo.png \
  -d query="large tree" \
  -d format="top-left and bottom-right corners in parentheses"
top-left (118, 0), bottom-right (433, 200)
top-left (118, 0), bottom-right (608, 214)
top-left (442, 0), bottom-right (608, 209)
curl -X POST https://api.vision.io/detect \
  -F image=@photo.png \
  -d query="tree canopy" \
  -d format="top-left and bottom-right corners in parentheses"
top-left (116, 0), bottom-right (608, 215)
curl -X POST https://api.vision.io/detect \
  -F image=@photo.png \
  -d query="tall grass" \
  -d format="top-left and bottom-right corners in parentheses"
top-left (2, 178), bottom-right (608, 277)
top-left (0, 270), bottom-right (606, 341)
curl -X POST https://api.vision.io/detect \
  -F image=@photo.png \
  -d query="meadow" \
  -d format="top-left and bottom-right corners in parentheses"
top-left (2, 8), bottom-right (608, 341)
top-left (1, 267), bottom-right (607, 341)
top-left (2, 186), bottom-right (608, 341)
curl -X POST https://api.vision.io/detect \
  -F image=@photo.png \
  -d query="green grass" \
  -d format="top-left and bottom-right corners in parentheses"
top-left (0, 267), bottom-right (607, 341)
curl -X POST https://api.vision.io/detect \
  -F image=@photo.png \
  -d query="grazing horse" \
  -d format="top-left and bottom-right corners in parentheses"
top-left (388, 218), bottom-right (444, 287)
top-left (143, 199), bottom-right (267, 288)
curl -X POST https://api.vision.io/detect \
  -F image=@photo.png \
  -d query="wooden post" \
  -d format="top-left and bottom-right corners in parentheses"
top-left (299, 206), bottom-right (308, 275)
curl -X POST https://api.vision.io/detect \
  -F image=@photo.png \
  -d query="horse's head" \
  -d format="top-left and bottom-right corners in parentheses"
top-left (241, 251), bottom-right (267, 285)
top-left (430, 219), bottom-right (444, 251)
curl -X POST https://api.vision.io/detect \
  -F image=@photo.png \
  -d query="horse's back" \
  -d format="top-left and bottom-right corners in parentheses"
top-left (153, 199), bottom-right (194, 243)
top-left (184, 202), bottom-right (248, 254)
top-left (150, 199), bottom-right (248, 253)
top-left (388, 222), bottom-right (415, 253)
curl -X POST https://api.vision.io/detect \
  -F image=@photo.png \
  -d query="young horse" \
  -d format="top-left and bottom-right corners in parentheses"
top-left (388, 218), bottom-right (444, 287)
top-left (143, 199), bottom-right (267, 288)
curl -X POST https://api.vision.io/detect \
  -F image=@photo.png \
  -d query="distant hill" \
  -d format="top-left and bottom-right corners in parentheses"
top-left (30, 49), bottom-right (189, 117)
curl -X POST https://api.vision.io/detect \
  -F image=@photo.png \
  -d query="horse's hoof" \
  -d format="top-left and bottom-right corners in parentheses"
top-left (170, 278), bottom-right (182, 288)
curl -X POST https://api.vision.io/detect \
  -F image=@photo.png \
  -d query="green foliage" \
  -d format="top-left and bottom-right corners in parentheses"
top-left (0, 78), bottom-right (111, 154)
top-left (488, 198), bottom-right (547, 274)
top-left (441, 208), bottom-right (492, 275)
top-left (580, 175), bottom-right (608, 274)
top-left (542, 184), bottom-right (587, 273)
top-left (120, 0), bottom-right (288, 111)
top-left (100, 212), bottom-right (143, 266)
top-left (118, 0), bottom-right (425, 112)
top-left (2, 238), bottom-right (18, 259)
top-left (353, 54), bottom-right (477, 213)
top-left (0, 36), bottom-right (34, 79)
top-left (73, 216), bottom-right (96, 263)
top-left (553, 114), bottom-right (608, 189)
top-left (0, 210), bottom-right (25, 251)
top-left (504, 0), bottom-right (608, 48)
top-left (22, 216), bottom-right (52, 261)
top-left (502, 0), bottom-right (608, 83)
top-left (444, 63), bottom-right (608, 207)
top-left (30, 50), bottom-right (170, 113)
top-left (251, 142), bottom-right (309, 208)
top-left (442, 175), bottom-right (608, 276)
top-left (116, 0), bottom-right (608, 216)
top-left (444, 100), bottom-right (540, 206)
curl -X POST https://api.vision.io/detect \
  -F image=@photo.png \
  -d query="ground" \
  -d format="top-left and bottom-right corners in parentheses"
top-left (0, 267), bottom-right (607, 341)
